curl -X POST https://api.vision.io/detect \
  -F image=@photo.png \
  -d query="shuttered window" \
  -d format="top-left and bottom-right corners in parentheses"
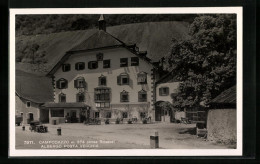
top-left (59, 93), bottom-right (66, 102)
top-left (120, 58), bottom-right (128, 67)
top-left (138, 90), bottom-right (147, 102)
top-left (74, 77), bottom-right (86, 88)
top-left (88, 61), bottom-right (98, 69)
top-left (159, 87), bottom-right (169, 96)
top-left (99, 75), bottom-right (106, 86)
top-left (75, 62), bottom-right (85, 70)
top-left (76, 93), bottom-right (85, 102)
top-left (131, 57), bottom-right (139, 66)
top-left (62, 64), bottom-right (70, 72)
top-left (117, 73), bottom-right (129, 85)
top-left (120, 90), bottom-right (129, 102)
top-left (137, 72), bottom-right (147, 84)
top-left (103, 60), bottom-right (110, 68)
top-left (56, 78), bottom-right (68, 89)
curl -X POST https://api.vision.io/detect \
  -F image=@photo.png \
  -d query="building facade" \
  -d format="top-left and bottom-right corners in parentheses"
top-left (45, 15), bottom-right (157, 123)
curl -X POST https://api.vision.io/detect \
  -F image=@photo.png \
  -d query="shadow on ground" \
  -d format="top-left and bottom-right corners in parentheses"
top-left (178, 127), bottom-right (196, 135)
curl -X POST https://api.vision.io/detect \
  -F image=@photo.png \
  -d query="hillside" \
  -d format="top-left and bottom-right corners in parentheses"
top-left (16, 21), bottom-right (190, 75)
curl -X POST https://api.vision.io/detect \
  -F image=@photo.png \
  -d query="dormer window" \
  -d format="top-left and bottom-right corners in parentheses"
top-left (74, 77), bottom-right (86, 88)
top-left (137, 72), bottom-right (147, 84)
top-left (131, 57), bottom-right (139, 66)
top-left (96, 53), bottom-right (103, 61)
top-left (138, 89), bottom-right (147, 102)
top-left (62, 64), bottom-right (71, 72)
top-left (59, 93), bottom-right (66, 102)
top-left (76, 93), bottom-right (85, 102)
top-left (117, 73), bottom-right (129, 85)
top-left (120, 58), bottom-right (128, 67)
top-left (75, 62), bottom-right (85, 70)
top-left (99, 75), bottom-right (106, 86)
top-left (88, 61), bottom-right (98, 69)
top-left (56, 78), bottom-right (68, 89)
top-left (103, 60), bottom-right (110, 68)
top-left (120, 90), bottom-right (129, 102)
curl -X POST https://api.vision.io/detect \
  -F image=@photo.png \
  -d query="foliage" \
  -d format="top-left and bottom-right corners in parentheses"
top-left (16, 14), bottom-right (196, 36)
top-left (162, 14), bottom-right (236, 107)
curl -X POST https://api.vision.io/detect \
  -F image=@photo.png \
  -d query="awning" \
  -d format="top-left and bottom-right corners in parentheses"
top-left (42, 102), bottom-right (91, 108)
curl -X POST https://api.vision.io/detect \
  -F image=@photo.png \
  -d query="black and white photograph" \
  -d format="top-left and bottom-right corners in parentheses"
top-left (9, 8), bottom-right (243, 156)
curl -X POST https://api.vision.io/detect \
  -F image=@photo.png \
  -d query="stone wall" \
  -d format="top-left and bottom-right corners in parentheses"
top-left (207, 108), bottom-right (236, 144)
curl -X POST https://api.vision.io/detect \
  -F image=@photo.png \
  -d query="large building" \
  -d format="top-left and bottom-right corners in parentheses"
top-left (43, 15), bottom-right (159, 123)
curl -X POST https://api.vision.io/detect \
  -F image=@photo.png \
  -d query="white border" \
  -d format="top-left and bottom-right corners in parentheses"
top-left (9, 7), bottom-right (243, 157)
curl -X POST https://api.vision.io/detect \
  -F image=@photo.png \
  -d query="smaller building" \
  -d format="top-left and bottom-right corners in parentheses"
top-left (154, 72), bottom-right (180, 122)
top-left (207, 85), bottom-right (236, 143)
top-left (15, 71), bottom-right (53, 124)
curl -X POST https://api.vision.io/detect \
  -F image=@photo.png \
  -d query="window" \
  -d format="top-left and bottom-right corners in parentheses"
top-left (26, 101), bottom-right (31, 108)
top-left (137, 72), bottom-right (147, 84)
top-left (138, 90), bottom-right (147, 102)
top-left (96, 53), bottom-right (103, 61)
top-left (95, 88), bottom-right (111, 101)
top-left (56, 78), bottom-right (68, 89)
top-left (99, 75), bottom-right (106, 86)
top-left (103, 60), bottom-right (110, 68)
top-left (75, 62), bottom-right (85, 70)
top-left (131, 57), bottom-right (139, 66)
top-left (20, 112), bottom-right (23, 116)
top-left (62, 64), bottom-right (71, 72)
top-left (122, 112), bottom-right (128, 118)
top-left (117, 73), bottom-right (129, 85)
top-left (59, 93), bottom-right (66, 102)
top-left (74, 77), bottom-right (86, 88)
top-left (88, 61), bottom-right (98, 69)
top-left (159, 87), bottom-right (169, 96)
top-left (95, 112), bottom-right (100, 118)
top-left (120, 58), bottom-right (128, 67)
top-left (51, 109), bottom-right (64, 117)
top-left (120, 90), bottom-right (129, 102)
top-left (95, 102), bottom-right (110, 108)
top-left (76, 93), bottom-right (85, 102)
top-left (106, 112), bottom-right (112, 118)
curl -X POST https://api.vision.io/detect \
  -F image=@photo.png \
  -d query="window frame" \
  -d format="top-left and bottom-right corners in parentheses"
top-left (59, 93), bottom-right (66, 102)
top-left (138, 90), bottom-right (147, 102)
top-left (103, 59), bottom-right (110, 68)
top-left (76, 93), bottom-right (85, 102)
top-left (88, 61), bottom-right (98, 69)
top-left (131, 57), bottom-right (139, 66)
top-left (120, 58), bottom-right (128, 67)
top-left (120, 90), bottom-right (129, 102)
top-left (94, 88), bottom-right (111, 102)
top-left (99, 75), bottom-right (107, 86)
top-left (117, 73), bottom-right (129, 85)
top-left (26, 101), bottom-right (31, 108)
top-left (62, 64), bottom-right (71, 72)
top-left (96, 53), bottom-right (103, 61)
top-left (137, 72), bottom-right (147, 85)
top-left (74, 77), bottom-right (86, 88)
top-left (159, 87), bottom-right (170, 96)
top-left (75, 62), bottom-right (85, 71)
top-left (51, 109), bottom-right (64, 117)
top-left (56, 78), bottom-right (68, 89)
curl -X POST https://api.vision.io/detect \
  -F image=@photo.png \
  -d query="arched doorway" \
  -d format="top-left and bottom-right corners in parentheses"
top-left (154, 101), bottom-right (173, 122)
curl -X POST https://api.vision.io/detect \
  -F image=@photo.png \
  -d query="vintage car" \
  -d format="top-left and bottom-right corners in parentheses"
top-left (29, 121), bottom-right (48, 133)
top-left (15, 115), bottom-right (23, 126)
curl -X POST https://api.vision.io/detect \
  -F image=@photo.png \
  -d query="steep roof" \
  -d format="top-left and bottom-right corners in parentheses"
top-left (69, 30), bottom-right (124, 52)
top-left (210, 85), bottom-right (236, 105)
top-left (16, 70), bottom-right (53, 103)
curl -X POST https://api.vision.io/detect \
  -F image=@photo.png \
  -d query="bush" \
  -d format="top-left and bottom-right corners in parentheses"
top-left (127, 119), bottom-right (132, 124)
top-left (115, 118), bottom-right (120, 124)
top-left (142, 119), bottom-right (147, 124)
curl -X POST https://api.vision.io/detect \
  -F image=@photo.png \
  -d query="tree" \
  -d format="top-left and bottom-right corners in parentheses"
top-left (163, 14), bottom-right (236, 108)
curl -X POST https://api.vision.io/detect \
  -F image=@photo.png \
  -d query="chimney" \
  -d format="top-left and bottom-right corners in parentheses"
top-left (98, 14), bottom-right (106, 31)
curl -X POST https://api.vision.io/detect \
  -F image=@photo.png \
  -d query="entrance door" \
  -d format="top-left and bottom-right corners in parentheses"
top-left (95, 112), bottom-right (99, 118)
top-left (70, 110), bottom-right (77, 123)
top-left (155, 107), bottom-right (161, 121)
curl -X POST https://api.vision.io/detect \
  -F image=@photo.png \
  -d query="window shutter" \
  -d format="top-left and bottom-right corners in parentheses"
top-left (75, 63), bottom-right (78, 70)
top-left (98, 77), bottom-right (101, 86)
top-left (65, 80), bottom-right (68, 89)
top-left (159, 88), bottom-right (162, 96)
top-left (166, 87), bottom-right (169, 95)
top-left (117, 75), bottom-right (121, 85)
top-left (74, 80), bottom-right (77, 88)
top-left (126, 74), bottom-right (129, 84)
top-left (56, 81), bottom-right (60, 89)
top-left (88, 62), bottom-right (91, 69)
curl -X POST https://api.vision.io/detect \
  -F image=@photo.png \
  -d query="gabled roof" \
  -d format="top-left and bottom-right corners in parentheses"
top-left (47, 30), bottom-right (156, 77)
top-left (69, 30), bottom-right (124, 52)
top-left (16, 70), bottom-right (53, 104)
top-left (210, 85), bottom-right (236, 105)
